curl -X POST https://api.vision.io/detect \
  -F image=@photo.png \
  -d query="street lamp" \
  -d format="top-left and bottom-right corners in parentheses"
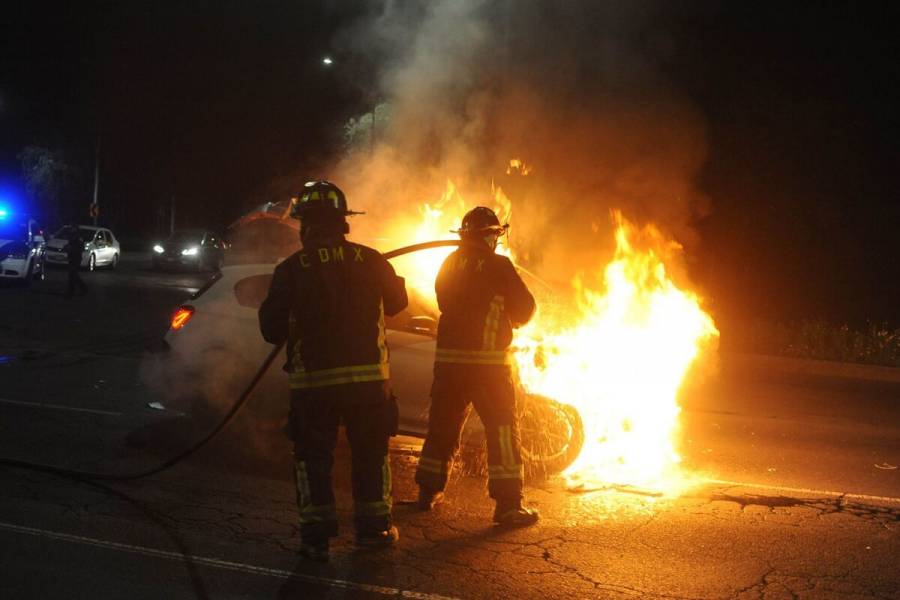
top-left (321, 56), bottom-right (334, 66)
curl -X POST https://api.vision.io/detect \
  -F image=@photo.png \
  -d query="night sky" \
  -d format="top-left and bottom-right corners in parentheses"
top-left (1, 1), bottom-right (897, 327)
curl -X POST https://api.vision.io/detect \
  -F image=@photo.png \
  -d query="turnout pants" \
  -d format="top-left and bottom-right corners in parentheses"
top-left (289, 380), bottom-right (398, 543)
top-left (415, 363), bottom-right (524, 505)
top-left (66, 262), bottom-right (87, 296)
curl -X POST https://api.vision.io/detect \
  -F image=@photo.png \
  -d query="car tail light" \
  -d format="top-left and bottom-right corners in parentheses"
top-left (171, 305), bottom-right (195, 330)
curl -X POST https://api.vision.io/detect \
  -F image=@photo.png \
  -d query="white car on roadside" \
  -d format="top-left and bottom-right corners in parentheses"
top-left (141, 244), bottom-right (584, 478)
top-left (0, 215), bottom-right (46, 283)
top-left (44, 225), bottom-right (121, 270)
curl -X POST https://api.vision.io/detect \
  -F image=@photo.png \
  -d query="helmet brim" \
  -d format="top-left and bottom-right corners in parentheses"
top-left (451, 223), bottom-right (509, 235)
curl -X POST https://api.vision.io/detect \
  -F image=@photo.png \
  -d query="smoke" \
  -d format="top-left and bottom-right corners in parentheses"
top-left (332, 0), bottom-right (710, 288)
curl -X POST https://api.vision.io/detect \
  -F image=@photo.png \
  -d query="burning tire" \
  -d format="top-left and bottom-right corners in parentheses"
top-left (517, 394), bottom-right (584, 480)
top-left (457, 394), bottom-right (584, 480)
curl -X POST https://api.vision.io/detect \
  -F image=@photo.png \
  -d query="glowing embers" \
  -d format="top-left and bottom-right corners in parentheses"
top-left (506, 158), bottom-right (532, 176)
top-left (170, 305), bottom-right (195, 330)
top-left (514, 212), bottom-right (718, 493)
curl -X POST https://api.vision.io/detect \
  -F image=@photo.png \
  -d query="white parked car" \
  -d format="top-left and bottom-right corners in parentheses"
top-left (45, 225), bottom-right (121, 270)
top-left (0, 215), bottom-right (46, 283)
top-left (141, 244), bottom-right (584, 478)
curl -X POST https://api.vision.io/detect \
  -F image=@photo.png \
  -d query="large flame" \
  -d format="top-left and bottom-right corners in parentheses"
top-left (385, 181), bottom-right (718, 494)
top-left (513, 212), bottom-right (718, 492)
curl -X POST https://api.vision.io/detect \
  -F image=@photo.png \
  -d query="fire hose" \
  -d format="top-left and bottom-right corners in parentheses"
top-left (0, 240), bottom-right (461, 482)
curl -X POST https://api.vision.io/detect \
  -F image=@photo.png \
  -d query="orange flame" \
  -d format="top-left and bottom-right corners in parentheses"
top-left (507, 158), bottom-right (532, 175)
top-left (384, 180), bottom-right (512, 307)
top-left (514, 212), bottom-right (718, 492)
top-left (391, 180), bottom-right (718, 495)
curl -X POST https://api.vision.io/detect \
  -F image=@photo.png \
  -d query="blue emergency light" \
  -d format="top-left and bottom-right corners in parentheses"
top-left (0, 185), bottom-right (25, 219)
top-left (0, 193), bottom-right (19, 219)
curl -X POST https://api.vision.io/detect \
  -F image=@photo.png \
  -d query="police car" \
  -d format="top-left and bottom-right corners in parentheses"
top-left (0, 209), bottom-right (46, 284)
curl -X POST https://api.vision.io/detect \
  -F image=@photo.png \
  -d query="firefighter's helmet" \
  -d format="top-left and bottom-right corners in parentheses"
top-left (289, 181), bottom-right (362, 219)
top-left (453, 206), bottom-right (509, 237)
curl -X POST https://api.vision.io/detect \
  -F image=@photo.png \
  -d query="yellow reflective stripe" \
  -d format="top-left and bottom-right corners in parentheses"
top-left (289, 371), bottom-right (388, 389)
top-left (435, 348), bottom-right (512, 365)
top-left (382, 456), bottom-right (393, 511)
top-left (295, 461), bottom-right (311, 508)
top-left (290, 337), bottom-right (305, 372)
top-left (301, 504), bottom-right (336, 515)
top-left (490, 425), bottom-right (524, 482)
top-left (300, 504), bottom-right (337, 523)
top-left (288, 304), bottom-right (389, 389)
top-left (417, 456), bottom-right (448, 474)
top-left (482, 295), bottom-right (504, 350)
top-left (289, 363), bottom-right (389, 389)
top-left (488, 464), bottom-right (524, 480)
top-left (355, 501), bottom-right (391, 516)
top-left (377, 300), bottom-right (387, 368)
top-left (292, 363), bottom-right (389, 379)
top-left (296, 461), bottom-right (336, 524)
top-left (499, 425), bottom-right (514, 467)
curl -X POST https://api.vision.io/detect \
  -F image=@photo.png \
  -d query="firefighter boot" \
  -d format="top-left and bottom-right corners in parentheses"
top-left (298, 520), bottom-right (338, 562)
top-left (299, 539), bottom-right (329, 562)
top-left (493, 500), bottom-right (540, 527)
top-left (356, 525), bottom-right (400, 548)
top-left (417, 487), bottom-right (445, 511)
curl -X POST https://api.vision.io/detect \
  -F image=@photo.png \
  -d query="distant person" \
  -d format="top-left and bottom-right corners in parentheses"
top-left (65, 225), bottom-right (87, 297)
top-left (258, 181), bottom-right (408, 562)
top-left (415, 207), bottom-right (540, 527)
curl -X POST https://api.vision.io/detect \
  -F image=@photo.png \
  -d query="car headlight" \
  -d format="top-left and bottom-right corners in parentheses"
top-left (181, 247), bottom-right (199, 256)
top-left (153, 244), bottom-right (164, 254)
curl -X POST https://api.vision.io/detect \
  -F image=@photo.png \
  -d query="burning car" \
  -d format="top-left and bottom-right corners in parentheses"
top-left (141, 242), bottom-right (585, 478)
top-left (143, 180), bottom-right (720, 492)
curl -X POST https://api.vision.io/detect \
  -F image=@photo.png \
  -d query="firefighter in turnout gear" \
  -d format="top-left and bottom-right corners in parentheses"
top-left (258, 181), bottom-right (408, 561)
top-left (415, 206), bottom-right (540, 527)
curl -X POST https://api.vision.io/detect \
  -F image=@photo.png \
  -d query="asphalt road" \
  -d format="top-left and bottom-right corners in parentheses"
top-left (0, 253), bottom-right (898, 599)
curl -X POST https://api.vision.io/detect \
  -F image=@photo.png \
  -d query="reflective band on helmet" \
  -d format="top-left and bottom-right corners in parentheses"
top-left (434, 348), bottom-right (512, 365)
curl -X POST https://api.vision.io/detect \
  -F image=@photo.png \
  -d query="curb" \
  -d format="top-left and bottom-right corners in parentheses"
top-left (724, 352), bottom-right (900, 384)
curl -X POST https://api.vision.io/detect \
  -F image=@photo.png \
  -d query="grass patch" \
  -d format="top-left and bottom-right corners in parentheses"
top-left (728, 319), bottom-right (900, 367)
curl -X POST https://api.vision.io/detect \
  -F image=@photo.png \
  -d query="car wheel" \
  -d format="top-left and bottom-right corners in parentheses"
top-left (109, 253), bottom-right (118, 270)
top-left (88, 253), bottom-right (96, 271)
top-left (517, 394), bottom-right (585, 480)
